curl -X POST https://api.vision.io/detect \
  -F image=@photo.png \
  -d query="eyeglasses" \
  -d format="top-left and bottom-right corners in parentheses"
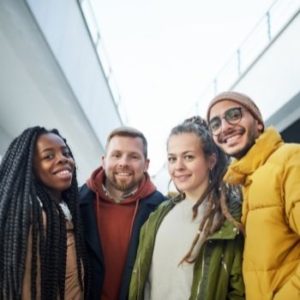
top-left (209, 107), bottom-right (243, 135)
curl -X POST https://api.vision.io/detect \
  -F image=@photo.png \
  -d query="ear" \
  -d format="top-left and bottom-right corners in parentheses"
top-left (208, 153), bottom-right (217, 170)
top-left (101, 155), bottom-right (105, 167)
top-left (257, 123), bottom-right (264, 132)
top-left (144, 158), bottom-right (150, 172)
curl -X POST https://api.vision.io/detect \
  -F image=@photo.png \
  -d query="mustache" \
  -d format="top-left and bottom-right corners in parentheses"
top-left (115, 166), bottom-right (131, 172)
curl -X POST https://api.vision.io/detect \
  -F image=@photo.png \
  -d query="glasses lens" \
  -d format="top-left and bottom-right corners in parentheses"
top-left (209, 118), bottom-right (221, 133)
top-left (225, 107), bottom-right (242, 124)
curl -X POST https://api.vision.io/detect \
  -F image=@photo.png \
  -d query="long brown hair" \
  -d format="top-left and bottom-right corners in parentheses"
top-left (167, 116), bottom-right (243, 264)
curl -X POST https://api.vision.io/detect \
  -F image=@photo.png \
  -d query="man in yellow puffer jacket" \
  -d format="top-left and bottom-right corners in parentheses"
top-left (206, 91), bottom-right (300, 300)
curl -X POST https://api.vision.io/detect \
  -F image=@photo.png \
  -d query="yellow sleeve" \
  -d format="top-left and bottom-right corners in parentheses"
top-left (274, 151), bottom-right (300, 299)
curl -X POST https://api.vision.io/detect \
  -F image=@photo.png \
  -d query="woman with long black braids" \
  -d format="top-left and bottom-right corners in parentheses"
top-left (0, 126), bottom-right (88, 299)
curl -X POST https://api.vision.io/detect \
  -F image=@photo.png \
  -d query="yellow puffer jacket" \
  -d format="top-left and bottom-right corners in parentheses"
top-left (224, 127), bottom-right (300, 300)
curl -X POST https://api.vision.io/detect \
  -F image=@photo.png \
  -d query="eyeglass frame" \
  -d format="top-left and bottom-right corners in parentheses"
top-left (208, 106), bottom-right (244, 135)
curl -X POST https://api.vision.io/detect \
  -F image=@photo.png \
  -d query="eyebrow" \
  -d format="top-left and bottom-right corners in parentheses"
top-left (211, 106), bottom-right (241, 118)
top-left (40, 145), bottom-right (68, 153)
top-left (168, 150), bottom-right (194, 156)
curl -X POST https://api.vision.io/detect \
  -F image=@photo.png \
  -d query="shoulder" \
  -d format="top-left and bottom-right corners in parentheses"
top-left (267, 143), bottom-right (300, 174)
top-left (273, 142), bottom-right (300, 158)
top-left (143, 199), bottom-right (174, 225)
top-left (78, 184), bottom-right (95, 205)
top-left (141, 190), bottom-right (166, 206)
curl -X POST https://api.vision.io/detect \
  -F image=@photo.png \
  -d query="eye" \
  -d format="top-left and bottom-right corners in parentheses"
top-left (42, 153), bottom-right (54, 160)
top-left (226, 107), bottom-right (242, 122)
top-left (168, 156), bottom-right (176, 163)
top-left (62, 149), bottom-right (71, 157)
top-left (209, 118), bottom-right (221, 131)
top-left (184, 155), bottom-right (194, 161)
top-left (111, 152), bottom-right (121, 158)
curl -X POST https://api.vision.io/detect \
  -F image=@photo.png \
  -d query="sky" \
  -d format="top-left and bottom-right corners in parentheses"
top-left (91, 0), bottom-right (274, 175)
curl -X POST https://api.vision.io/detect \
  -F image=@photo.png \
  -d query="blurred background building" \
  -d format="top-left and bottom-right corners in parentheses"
top-left (1, 0), bottom-right (299, 189)
top-left (154, 0), bottom-right (300, 193)
top-left (0, 0), bottom-right (127, 183)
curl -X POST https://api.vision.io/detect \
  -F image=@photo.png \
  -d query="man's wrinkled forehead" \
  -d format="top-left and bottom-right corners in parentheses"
top-left (105, 135), bottom-right (145, 157)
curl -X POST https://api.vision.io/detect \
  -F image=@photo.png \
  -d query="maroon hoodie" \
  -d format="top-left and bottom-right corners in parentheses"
top-left (87, 167), bottom-right (156, 300)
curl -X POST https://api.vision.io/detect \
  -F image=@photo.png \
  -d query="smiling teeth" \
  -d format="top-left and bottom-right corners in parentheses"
top-left (57, 170), bottom-right (71, 175)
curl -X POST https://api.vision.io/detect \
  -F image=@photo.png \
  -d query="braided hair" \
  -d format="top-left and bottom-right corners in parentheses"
top-left (167, 116), bottom-right (243, 264)
top-left (0, 126), bottom-right (88, 299)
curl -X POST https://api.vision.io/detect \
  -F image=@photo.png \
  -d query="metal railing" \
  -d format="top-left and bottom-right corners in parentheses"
top-left (78, 0), bottom-right (128, 124)
top-left (188, 0), bottom-right (300, 117)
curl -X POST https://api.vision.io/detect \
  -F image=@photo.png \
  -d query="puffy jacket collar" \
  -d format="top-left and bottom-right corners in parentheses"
top-left (224, 127), bottom-right (283, 185)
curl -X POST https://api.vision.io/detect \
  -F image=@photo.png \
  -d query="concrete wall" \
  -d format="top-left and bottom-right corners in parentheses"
top-left (231, 10), bottom-right (300, 122)
top-left (0, 0), bottom-right (123, 183)
top-left (26, 0), bottom-right (123, 144)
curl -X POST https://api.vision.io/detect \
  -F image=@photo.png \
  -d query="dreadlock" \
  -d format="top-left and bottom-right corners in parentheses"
top-left (0, 126), bottom-right (89, 299)
top-left (167, 116), bottom-right (243, 265)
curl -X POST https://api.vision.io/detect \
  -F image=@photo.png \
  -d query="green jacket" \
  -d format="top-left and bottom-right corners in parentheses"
top-left (129, 193), bottom-right (245, 300)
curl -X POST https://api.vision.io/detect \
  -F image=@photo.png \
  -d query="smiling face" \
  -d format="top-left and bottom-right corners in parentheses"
top-left (33, 133), bottom-right (75, 199)
top-left (209, 100), bottom-right (263, 158)
top-left (167, 132), bottom-right (216, 201)
top-left (102, 135), bottom-right (149, 197)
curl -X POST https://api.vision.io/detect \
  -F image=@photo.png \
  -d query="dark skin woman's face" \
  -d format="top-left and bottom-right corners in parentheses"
top-left (33, 133), bottom-right (75, 200)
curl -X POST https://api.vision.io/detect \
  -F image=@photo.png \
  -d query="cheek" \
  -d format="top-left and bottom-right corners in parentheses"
top-left (212, 135), bottom-right (221, 146)
top-left (33, 163), bottom-right (46, 181)
top-left (104, 161), bottom-right (114, 171)
top-left (135, 162), bottom-right (147, 174)
top-left (167, 163), bottom-right (174, 175)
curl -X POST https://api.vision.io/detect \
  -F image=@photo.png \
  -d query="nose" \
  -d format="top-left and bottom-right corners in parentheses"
top-left (219, 117), bottom-right (233, 133)
top-left (118, 155), bottom-right (129, 166)
top-left (57, 152), bottom-right (69, 164)
top-left (174, 157), bottom-right (185, 170)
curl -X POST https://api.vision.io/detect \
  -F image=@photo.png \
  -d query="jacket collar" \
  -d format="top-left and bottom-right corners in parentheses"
top-left (208, 220), bottom-right (240, 240)
top-left (224, 127), bottom-right (283, 185)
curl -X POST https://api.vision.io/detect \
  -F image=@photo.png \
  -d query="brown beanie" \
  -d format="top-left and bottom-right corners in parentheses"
top-left (206, 91), bottom-right (264, 127)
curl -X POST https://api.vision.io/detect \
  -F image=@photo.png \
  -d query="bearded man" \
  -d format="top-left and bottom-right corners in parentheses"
top-left (207, 91), bottom-right (300, 300)
top-left (79, 127), bottom-right (165, 300)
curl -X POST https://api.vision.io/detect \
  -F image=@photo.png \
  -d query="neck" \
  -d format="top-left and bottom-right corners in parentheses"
top-left (46, 188), bottom-right (63, 203)
top-left (104, 182), bottom-right (138, 203)
top-left (185, 181), bottom-right (209, 203)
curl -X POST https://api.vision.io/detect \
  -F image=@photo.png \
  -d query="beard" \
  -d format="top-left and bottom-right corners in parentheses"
top-left (106, 173), bottom-right (140, 194)
top-left (230, 127), bottom-right (259, 159)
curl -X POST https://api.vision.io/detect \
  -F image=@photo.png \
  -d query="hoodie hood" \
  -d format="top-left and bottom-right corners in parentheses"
top-left (86, 166), bottom-right (156, 204)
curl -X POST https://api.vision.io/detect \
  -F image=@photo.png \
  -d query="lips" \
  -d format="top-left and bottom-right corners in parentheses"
top-left (219, 128), bottom-right (245, 144)
top-left (174, 174), bottom-right (191, 182)
top-left (53, 167), bottom-right (73, 179)
top-left (116, 172), bottom-right (132, 176)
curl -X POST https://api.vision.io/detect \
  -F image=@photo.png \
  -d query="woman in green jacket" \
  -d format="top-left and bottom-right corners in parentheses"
top-left (129, 116), bottom-right (245, 300)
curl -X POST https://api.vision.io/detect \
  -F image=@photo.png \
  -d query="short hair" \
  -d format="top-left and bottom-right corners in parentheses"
top-left (106, 126), bottom-right (148, 158)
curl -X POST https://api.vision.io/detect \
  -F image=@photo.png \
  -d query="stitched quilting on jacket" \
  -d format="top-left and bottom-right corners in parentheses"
top-left (225, 127), bottom-right (300, 300)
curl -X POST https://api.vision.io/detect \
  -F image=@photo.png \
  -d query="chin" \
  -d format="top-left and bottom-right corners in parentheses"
top-left (229, 145), bottom-right (251, 159)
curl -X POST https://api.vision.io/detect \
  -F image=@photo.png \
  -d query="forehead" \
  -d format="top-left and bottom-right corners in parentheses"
top-left (36, 133), bottom-right (66, 150)
top-left (106, 135), bottom-right (144, 154)
top-left (168, 133), bottom-right (201, 153)
top-left (209, 100), bottom-right (243, 118)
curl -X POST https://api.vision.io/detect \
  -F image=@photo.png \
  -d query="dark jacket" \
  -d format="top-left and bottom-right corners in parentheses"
top-left (79, 184), bottom-right (165, 300)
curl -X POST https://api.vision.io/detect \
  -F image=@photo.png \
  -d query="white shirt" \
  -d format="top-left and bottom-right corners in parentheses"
top-left (144, 198), bottom-right (206, 300)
